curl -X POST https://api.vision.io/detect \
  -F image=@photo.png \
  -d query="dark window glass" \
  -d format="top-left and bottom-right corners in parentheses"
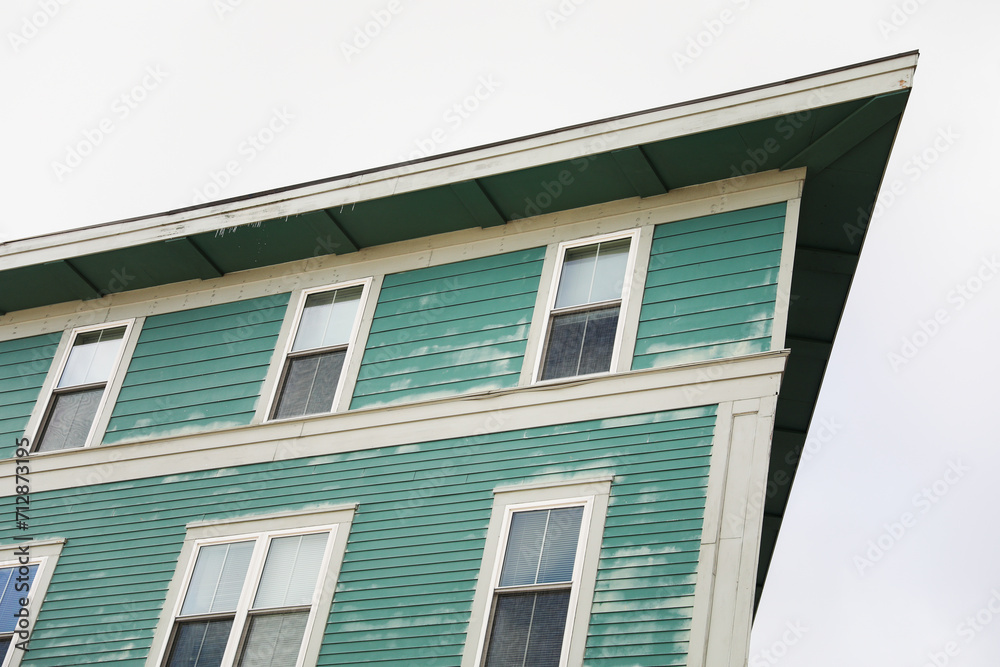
top-left (484, 590), bottom-right (571, 667)
top-left (35, 387), bottom-right (104, 452)
top-left (166, 619), bottom-right (234, 667)
top-left (541, 306), bottom-right (619, 380)
top-left (273, 350), bottom-right (346, 419)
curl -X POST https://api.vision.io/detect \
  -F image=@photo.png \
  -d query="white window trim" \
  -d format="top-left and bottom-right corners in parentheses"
top-left (26, 319), bottom-right (139, 453)
top-left (527, 229), bottom-right (641, 385)
top-left (463, 477), bottom-right (612, 667)
top-left (0, 539), bottom-right (65, 667)
top-left (147, 505), bottom-right (355, 667)
top-left (261, 278), bottom-right (373, 422)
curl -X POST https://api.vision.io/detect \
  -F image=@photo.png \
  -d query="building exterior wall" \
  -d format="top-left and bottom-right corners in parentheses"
top-left (0, 175), bottom-right (798, 667)
top-left (0, 333), bottom-right (60, 447)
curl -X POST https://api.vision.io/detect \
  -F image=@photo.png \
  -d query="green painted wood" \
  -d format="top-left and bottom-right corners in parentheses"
top-left (352, 248), bottom-right (544, 409)
top-left (14, 406), bottom-right (714, 666)
top-left (633, 204), bottom-right (785, 371)
top-left (103, 293), bottom-right (289, 444)
top-left (0, 332), bottom-right (60, 447)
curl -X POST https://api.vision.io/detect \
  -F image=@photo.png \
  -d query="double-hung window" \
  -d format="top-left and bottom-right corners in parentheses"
top-left (270, 281), bottom-right (368, 420)
top-left (0, 539), bottom-right (64, 667)
top-left (536, 232), bottom-right (638, 382)
top-left (34, 321), bottom-right (132, 452)
top-left (163, 528), bottom-right (337, 667)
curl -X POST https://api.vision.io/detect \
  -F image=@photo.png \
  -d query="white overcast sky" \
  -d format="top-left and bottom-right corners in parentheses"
top-left (2, 1), bottom-right (999, 665)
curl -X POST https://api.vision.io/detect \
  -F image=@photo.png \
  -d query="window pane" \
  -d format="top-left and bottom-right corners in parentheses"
top-left (291, 287), bottom-right (362, 352)
top-left (237, 611), bottom-right (309, 667)
top-left (554, 239), bottom-right (630, 309)
top-left (35, 387), bottom-right (104, 452)
top-left (273, 351), bottom-right (346, 419)
top-left (589, 239), bottom-right (630, 304)
top-left (181, 542), bottom-right (254, 615)
top-left (554, 245), bottom-right (598, 308)
top-left (541, 306), bottom-right (619, 380)
top-left (0, 637), bottom-right (9, 658)
top-left (254, 533), bottom-right (328, 609)
top-left (484, 590), bottom-right (570, 667)
top-left (58, 327), bottom-right (126, 387)
top-left (166, 619), bottom-right (234, 667)
top-left (500, 507), bottom-right (583, 588)
top-left (0, 565), bottom-right (36, 633)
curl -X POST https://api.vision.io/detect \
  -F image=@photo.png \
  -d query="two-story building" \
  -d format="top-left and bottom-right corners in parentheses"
top-left (0, 52), bottom-right (916, 667)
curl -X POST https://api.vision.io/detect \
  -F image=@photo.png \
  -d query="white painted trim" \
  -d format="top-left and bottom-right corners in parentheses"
top-left (0, 539), bottom-right (66, 667)
top-left (615, 224), bottom-right (654, 372)
top-left (146, 506), bottom-right (355, 667)
top-left (24, 319), bottom-right (138, 453)
top-left (260, 278), bottom-right (373, 422)
top-left (528, 229), bottom-right (642, 383)
top-left (687, 395), bottom-right (777, 667)
top-left (11, 351), bottom-right (788, 492)
top-left (462, 479), bottom-right (612, 667)
top-left (770, 198), bottom-right (801, 350)
top-left (0, 170), bottom-right (805, 336)
top-left (0, 54), bottom-right (915, 268)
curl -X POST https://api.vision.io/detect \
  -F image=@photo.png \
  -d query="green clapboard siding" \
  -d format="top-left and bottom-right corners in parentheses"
top-left (0, 332), bottom-right (60, 448)
top-left (18, 405), bottom-right (714, 666)
top-left (633, 203), bottom-right (785, 370)
top-left (102, 293), bottom-right (290, 444)
top-left (351, 248), bottom-right (545, 409)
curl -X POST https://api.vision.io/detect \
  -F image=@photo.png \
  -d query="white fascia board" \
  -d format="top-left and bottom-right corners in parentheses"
top-left (8, 351), bottom-right (787, 493)
top-left (0, 54), bottom-right (915, 270)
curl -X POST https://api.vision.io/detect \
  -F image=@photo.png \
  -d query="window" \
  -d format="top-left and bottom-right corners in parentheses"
top-left (150, 506), bottom-right (354, 667)
top-left (269, 282), bottom-right (368, 420)
top-left (483, 505), bottom-right (585, 667)
top-left (536, 232), bottom-right (638, 382)
top-left (0, 539), bottom-right (64, 667)
top-left (465, 479), bottom-right (611, 667)
top-left (34, 321), bottom-right (133, 452)
top-left (0, 564), bottom-right (37, 664)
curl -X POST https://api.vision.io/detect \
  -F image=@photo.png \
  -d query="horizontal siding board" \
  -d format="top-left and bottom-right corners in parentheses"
top-left (372, 276), bottom-right (542, 318)
top-left (0, 332), bottom-right (60, 445)
top-left (381, 247), bottom-right (544, 287)
top-left (358, 339), bottom-right (529, 380)
top-left (634, 204), bottom-right (784, 374)
top-left (15, 407), bottom-right (713, 665)
top-left (367, 294), bottom-right (537, 336)
top-left (365, 309), bottom-right (535, 348)
top-left (633, 338), bottom-right (772, 370)
top-left (104, 294), bottom-right (286, 444)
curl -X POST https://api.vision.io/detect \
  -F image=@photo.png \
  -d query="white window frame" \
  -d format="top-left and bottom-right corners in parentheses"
top-left (147, 505), bottom-right (355, 667)
top-left (0, 539), bottom-right (65, 667)
top-left (530, 230), bottom-right (641, 384)
top-left (264, 278), bottom-right (372, 422)
top-left (27, 319), bottom-right (137, 453)
top-left (464, 477), bottom-right (612, 667)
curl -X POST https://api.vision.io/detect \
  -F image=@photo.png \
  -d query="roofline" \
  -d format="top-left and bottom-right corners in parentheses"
top-left (2, 51), bottom-right (918, 268)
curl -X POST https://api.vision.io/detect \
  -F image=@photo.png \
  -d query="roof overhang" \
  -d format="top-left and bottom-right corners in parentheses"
top-left (0, 51), bottom-right (918, 606)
